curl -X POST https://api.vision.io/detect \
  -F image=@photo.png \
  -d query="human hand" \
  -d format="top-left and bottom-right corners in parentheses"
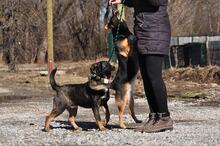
top-left (109, 0), bottom-right (122, 5)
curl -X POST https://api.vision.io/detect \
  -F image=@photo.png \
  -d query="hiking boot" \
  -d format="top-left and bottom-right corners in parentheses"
top-left (135, 113), bottom-right (156, 132)
top-left (142, 113), bottom-right (173, 133)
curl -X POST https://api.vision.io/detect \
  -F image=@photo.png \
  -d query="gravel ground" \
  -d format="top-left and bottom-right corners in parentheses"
top-left (0, 96), bottom-right (220, 146)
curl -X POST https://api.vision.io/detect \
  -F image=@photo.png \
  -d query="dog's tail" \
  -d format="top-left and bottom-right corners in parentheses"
top-left (50, 68), bottom-right (60, 91)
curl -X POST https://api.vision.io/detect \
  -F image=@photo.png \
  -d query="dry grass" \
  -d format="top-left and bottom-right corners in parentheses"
top-left (0, 61), bottom-right (219, 100)
top-left (163, 66), bottom-right (220, 84)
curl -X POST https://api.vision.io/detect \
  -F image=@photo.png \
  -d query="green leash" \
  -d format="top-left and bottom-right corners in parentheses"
top-left (107, 0), bottom-right (126, 62)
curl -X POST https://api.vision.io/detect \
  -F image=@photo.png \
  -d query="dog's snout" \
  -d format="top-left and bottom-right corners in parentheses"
top-left (111, 65), bottom-right (116, 71)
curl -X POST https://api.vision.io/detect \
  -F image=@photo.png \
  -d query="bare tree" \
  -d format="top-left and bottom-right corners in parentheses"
top-left (169, 0), bottom-right (220, 36)
top-left (66, 0), bottom-right (103, 60)
top-left (3, 0), bottom-right (220, 66)
top-left (1, 1), bottom-right (18, 71)
top-left (0, 0), bottom-right (107, 64)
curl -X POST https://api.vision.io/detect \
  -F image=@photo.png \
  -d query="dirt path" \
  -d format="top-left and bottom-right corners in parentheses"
top-left (0, 87), bottom-right (10, 93)
top-left (0, 97), bottom-right (219, 146)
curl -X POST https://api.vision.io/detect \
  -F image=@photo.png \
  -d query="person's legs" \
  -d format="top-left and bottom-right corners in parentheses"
top-left (137, 54), bottom-right (173, 132)
top-left (138, 54), bottom-right (158, 113)
top-left (139, 54), bottom-right (169, 114)
top-left (144, 55), bottom-right (169, 115)
top-left (135, 54), bottom-right (157, 132)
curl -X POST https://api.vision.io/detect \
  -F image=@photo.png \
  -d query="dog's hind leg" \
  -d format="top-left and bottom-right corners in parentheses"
top-left (127, 80), bottom-right (142, 123)
top-left (43, 97), bottom-right (66, 132)
top-left (44, 108), bottom-right (65, 132)
top-left (67, 106), bottom-right (81, 130)
top-left (44, 110), bottom-right (56, 132)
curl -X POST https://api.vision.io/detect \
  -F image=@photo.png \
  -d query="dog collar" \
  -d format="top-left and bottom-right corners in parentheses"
top-left (90, 74), bottom-right (109, 85)
top-left (101, 78), bottom-right (109, 84)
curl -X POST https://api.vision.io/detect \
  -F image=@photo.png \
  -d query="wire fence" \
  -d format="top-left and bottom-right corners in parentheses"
top-left (164, 36), bottom-right (220, 68)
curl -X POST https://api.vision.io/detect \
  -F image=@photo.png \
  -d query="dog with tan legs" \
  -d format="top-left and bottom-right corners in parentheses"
top-left (105, 9), bottom-right (142, 129)
top-left (43, 61), bottom-right (114, 132)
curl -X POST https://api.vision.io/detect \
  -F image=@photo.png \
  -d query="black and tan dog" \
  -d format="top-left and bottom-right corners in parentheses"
top-left (105, 10), bottom-right (142, 128)
top-left (43, 61), bottom-right (114, 132)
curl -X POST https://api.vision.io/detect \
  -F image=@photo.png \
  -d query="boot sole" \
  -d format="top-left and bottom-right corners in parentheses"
top-left (141, 127), bottom-right (173, 133)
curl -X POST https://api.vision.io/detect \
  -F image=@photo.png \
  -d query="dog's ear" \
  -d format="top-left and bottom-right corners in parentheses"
top-left (90, 64), bottom-right (97, 75)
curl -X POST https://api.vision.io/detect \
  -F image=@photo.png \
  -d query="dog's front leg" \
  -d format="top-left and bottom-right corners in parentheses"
top-left (103, 104), bottom-right (110, 125)
top-left (92, 106), bottom-right (107, 131)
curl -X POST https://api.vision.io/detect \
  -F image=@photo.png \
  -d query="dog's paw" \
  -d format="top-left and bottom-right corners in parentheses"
top-left (120, 124), bottom-right (127, 129)
top-left (42, 128), bottom-right (50, 132)
top-left (100, 127), bottom-right (108, 131)
top-left (74, 127), bottom-right (82, 131)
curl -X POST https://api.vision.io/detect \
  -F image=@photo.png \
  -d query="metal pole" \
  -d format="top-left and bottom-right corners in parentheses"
top-left (47, 0), bottom-right (54, 74)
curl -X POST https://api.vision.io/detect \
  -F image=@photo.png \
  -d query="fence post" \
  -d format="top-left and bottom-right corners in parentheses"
top-left (47, 0), bottom-right (54, 74)
top-left (206, 36), bottom-right (211, 66)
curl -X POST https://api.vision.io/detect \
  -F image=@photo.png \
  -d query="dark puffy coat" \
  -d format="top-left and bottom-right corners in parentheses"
top-left (123, 0), bottom-right (171, 55)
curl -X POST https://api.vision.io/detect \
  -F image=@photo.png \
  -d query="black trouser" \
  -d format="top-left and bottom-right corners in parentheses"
top-left (138, 54), bottom-right (169, 117)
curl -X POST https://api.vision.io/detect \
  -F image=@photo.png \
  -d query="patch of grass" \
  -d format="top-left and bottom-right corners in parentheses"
top-left (182, 91), bottom-right (207, 99)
